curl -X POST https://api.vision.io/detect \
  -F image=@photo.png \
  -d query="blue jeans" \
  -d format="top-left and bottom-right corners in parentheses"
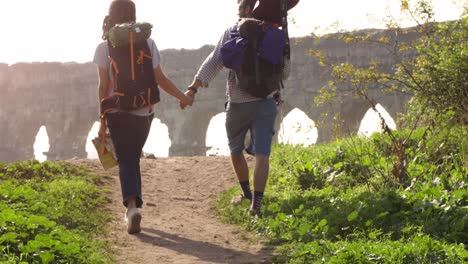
top-left (106, 112), bottom-right (153, 208)
top-left (225, 98), bottom-right (277, 156)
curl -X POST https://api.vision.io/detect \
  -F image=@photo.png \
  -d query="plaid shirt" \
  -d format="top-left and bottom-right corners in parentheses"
top-left (195, 24), bottom-right (261, 103)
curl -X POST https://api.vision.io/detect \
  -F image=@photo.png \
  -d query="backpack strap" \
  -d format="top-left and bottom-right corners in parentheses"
top-left (277, 0), bottom-right (289, 93)
top-left (280, 0), bottom-right (290, 60)
top-left (129, 31), bottom-right (135, 81)
top-left (253, 37), bottom-right (261, 86)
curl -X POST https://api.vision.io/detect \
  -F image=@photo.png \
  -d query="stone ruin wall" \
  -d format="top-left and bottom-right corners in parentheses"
top-left (0, 28), bottom-right (416, 162)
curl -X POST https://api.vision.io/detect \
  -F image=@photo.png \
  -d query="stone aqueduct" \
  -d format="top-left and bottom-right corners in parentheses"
top-left (0, 29), bottom-right (414, 162)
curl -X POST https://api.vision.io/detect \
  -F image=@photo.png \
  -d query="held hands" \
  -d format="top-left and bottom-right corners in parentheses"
top-left (179, 79), bottom-right (201, 109)
top-left (179, 92), bottom-right (194, 109)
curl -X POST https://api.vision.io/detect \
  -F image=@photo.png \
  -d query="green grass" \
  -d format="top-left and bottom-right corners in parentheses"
top-left (0, 160), bottom-right (113, 264)
top-left (215, 127), bottom-right (468, 263)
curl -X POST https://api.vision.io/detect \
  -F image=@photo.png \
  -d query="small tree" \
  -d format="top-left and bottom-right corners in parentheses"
top-left (398, 16), bottom-right (467, 124)
top-left (312, 0), bottom-right (467, 186)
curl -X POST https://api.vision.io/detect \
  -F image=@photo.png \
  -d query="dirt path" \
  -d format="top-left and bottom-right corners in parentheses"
top-left (68, 156), bottom-right (272, 264)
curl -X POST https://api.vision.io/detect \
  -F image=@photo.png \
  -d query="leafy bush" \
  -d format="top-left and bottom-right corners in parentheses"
top-left (0, 160), bottom-right (112, 263)
top-left (399, 18), bottom-right (468, 124)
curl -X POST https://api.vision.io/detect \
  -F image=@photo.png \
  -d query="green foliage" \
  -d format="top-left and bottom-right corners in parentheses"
top-left (312, 1), bottom-right (468, 191)
top-left (276, 235), bottom-right (467, 264)
top-left (215, 128), bottom-right (467, 263)
top-left (314, 1), bottom-right (467, 128)
top-left (0, 160), bottom-right (112, 263)
top-left (398, 17), bottom-right (468, 124)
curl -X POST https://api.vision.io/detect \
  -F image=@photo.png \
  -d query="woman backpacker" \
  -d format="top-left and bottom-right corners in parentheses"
top-left (93, 0), bottom-right (193, 234)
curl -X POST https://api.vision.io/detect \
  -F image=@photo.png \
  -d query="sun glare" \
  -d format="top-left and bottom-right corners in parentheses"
top-left (1, 0), bottom-right (463, 64)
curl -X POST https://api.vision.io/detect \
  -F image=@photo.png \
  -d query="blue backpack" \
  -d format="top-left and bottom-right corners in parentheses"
top-left (220, 29), bottom-right (249, 73)
top-left (221, 19), bottom-right (287, 98)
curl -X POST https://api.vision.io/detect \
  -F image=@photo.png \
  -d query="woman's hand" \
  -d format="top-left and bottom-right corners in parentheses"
top-left (179, 93), bottom-right (194, 109)
top-left (98, 120), bottom-right (107, 139)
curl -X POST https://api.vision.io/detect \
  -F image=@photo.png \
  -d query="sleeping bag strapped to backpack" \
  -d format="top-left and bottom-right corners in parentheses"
top-left (100, 22), bottom-right (160, 115)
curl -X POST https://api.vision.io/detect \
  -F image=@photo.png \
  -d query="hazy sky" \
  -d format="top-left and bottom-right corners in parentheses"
top-left (0, 0), bottom-right (465, 64)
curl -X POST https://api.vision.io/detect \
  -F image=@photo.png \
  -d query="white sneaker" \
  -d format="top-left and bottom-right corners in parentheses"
top-left (126, 208), bottom-right (142, 234)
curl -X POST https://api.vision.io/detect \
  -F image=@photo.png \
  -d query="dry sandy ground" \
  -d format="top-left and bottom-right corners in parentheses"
top-left (68, 156), bottom-right (272, 264)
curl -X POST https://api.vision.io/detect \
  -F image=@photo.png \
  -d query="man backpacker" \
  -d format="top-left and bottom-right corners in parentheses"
top-left (221, 0), bottom-right (295, 99)
top-left (184, 0), bottom-right (300, 218)
top-left (99, 22), bottom-right (160, 154)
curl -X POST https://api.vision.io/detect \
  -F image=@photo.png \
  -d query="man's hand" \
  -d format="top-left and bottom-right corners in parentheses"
top-left (185, 88), bottom-right (197, 98)
top-left (180, 78), bottom-right (202, 109)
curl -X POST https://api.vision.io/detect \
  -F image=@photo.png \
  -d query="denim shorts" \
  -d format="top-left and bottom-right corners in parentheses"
top-left (225, 98), bottom-right (277, 156)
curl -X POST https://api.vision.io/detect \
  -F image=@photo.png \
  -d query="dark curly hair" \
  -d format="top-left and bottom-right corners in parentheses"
top-left (101, 0), bottom-right (136, 40)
